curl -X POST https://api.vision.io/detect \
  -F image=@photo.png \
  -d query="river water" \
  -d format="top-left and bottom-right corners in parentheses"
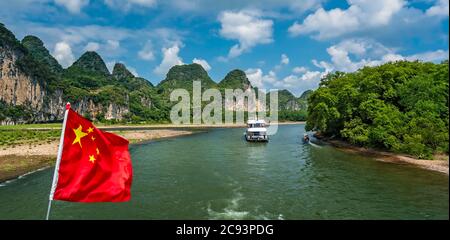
top-left (0, 124), bottom-right (448, 219)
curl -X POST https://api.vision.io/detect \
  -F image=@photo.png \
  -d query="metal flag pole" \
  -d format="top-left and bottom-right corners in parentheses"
top-left (45, 102), bottom-right (70, 220)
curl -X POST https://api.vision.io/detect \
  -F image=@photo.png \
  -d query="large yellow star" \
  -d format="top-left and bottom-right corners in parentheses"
top-left (72, 125), bottom-right (88, 148)
top-left (89, 155), bottom-right (96, 163)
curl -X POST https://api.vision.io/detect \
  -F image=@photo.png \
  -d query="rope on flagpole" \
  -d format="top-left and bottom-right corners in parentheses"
top-left (46, 102), bottom-right (70, 220)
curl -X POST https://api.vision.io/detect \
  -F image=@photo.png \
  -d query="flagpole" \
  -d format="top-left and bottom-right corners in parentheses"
top-left (46, 102), bottom-right (70, 220)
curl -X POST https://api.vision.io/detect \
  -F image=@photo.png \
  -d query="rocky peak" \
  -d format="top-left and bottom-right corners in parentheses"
top-left (218, 69), bottom-right (251, 90)
top-left (21, 35), bottom-right (63, 75)
top-left (299, 90), bottom-right (313, 100)
top-left (159, 63), bottom-right (216, 90)
top-left (0, 23), bottom-right (26, 52)
top-left (112, 63), bottom-right (135, 80)
top-left (278, 89), bottom-right (296, 99)
top-left (70, 51), bottom-right (109, 75)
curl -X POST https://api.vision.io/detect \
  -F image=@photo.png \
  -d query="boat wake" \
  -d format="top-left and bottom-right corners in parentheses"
top-left (309, 142), bottom-right (322, 148)
top-left (207, 187), bottom-right (249, 220)
top-left (0, 166), bottom-right (49, 187)
top-left (206, 181), bottom-right (284, 220)
top-left (18, 166), bottom-right (49, 179)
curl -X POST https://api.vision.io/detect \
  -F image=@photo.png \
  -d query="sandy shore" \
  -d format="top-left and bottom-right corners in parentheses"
top-left (322, 139), bottom-right (449, 175)
top-left (0, 129), bottom-right (193, 182)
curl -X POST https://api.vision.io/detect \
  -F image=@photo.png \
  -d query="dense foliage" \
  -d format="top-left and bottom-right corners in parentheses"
top-left (218, 69), bottom-right (251, 90)
top-left (306, 60), bottom-right (449, 158)
top-left (21, 35), bottom-right (63, 76)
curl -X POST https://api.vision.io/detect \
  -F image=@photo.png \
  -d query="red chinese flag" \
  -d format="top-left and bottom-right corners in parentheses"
top-left (53, 107), bottom-right (132, 202)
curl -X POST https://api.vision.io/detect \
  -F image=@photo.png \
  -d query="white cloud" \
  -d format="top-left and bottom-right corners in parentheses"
top-left (218, 10), bottom-right (273, 58)
top-left (426, 0), bottom-right (449, 17)
top-left (54, 0), bottom-right (89, 14)
top-left (52, 41), bottom-right (75, 68)
top-left (313, 39), bottom-right (449, 73)
top-left (246, 67), bottom-right (325, 95)
top-left (274, 71), bottom-right (324, 90)
top-left (192, 58), bottom-right (211, 71)
top-left (84, 42), bottom-right (100, 52)
top-left (138, 41), bottom-right (155, 60)
top-left (153, 43), bottom-right (184, 75)
top-left (245, 68), bottom-right (264, 88)
top-left (245, 68), bottom-right (277, 89)
top-left (406, 49), bottom-right (449, 62)
top-left (288, 0), bottom-right (405, 39)
top-left (292, 66), bottom-right (307, 74)
top-left (274, 54), bottom-right (290, 70)
top-left (107, 39), bottom-right (120, 50)
top-left (104, 0), bottom-right (157, 11)
top-left (281, 54), bottom-right (289, 65)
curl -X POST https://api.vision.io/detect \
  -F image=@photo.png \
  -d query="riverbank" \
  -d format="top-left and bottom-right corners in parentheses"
top-left (318, 138), bottom-right (449, 175)
top-left (0, 121), bottom-right (305, 131)
top-left (0, 129), bottom-right (193, 183)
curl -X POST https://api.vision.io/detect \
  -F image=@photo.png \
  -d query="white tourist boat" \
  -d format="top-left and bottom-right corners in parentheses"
top-left (245, 119), bottom-right (269, 142)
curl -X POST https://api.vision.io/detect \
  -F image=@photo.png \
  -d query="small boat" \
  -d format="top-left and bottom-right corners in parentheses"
top-left (245, 119), bottom-right (269, 142)
top-left (302, 134), bottom-right (310, 144)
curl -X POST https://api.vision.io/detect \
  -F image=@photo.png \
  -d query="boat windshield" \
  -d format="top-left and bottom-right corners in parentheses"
top-left (248, 123), bottom-right (265, 128)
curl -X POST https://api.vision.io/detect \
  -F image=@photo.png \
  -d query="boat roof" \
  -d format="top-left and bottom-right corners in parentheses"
top-left (247, 128), bottom-right (267, 132)
top-left (247, 119), bottom-right (266, 124)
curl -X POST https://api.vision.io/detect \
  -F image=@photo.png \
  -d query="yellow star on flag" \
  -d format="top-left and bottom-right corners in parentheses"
top-left (72, 125), bottom-right (88, 148)
top-left (91, 136), bottom-right (96, 141)
top-left (96, 148), bottom-right (100, 155)
top-left (87, 127), bottom-right (94, 133)
top-left (89, 155), bottom-right (96, 163)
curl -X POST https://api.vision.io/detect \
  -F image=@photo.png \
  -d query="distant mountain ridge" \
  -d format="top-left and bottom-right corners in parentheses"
top-left (0, 22), bottom-right (310, 124)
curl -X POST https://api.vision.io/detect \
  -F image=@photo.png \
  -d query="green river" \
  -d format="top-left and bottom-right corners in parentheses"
top-left (0, 124), bottom-right (448, 219)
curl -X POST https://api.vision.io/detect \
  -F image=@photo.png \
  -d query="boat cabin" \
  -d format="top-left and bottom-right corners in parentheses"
top-left (245, 119), bottom-right (269, 142)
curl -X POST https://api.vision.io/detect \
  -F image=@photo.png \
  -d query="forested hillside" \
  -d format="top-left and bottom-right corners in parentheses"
top-left (306, 61), bottom-right (449, 158)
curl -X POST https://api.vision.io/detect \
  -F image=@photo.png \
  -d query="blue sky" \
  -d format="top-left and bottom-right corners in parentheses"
top-left (0, 0), bottom-right (448, 95)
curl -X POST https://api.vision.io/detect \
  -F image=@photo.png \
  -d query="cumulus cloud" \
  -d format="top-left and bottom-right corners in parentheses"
top-left (192, 58), bottom-right (211, 71)
top-left (107, 39), bottom-right (120, 50)
top-left (245, 68), bottom-right (277, 89)
top-left (288, 0), bottom-right (405, 39)
top-left (84, 42), bottom-right (100, 51)
top-left (245, 67), bottom-right (325, 95)
top-left (292, 66), bottom-right (307, 74)
top-left (245, 37), bottom-right (448, 95)
top-left (138, 41), bottom-right (155, 60)
top-left (406, 49), bottom-right (449, 62)
top-left (274, 54), bottom-right (290, 71)
top-left (426, 0), bottom-right (449, 17)
top-left (153, 43), bottom-right (184, 75)
top-left (313, 38), bottom-right (449, 73)
top-left (281, 54), bottom-right (289, 65)
top-left (52, 41), bottom-right (75, 67)
top-left (275, 71), bottom-right (323, 89)
top-left (54, 0), bottom-right (89, 14)
top-left (218, 10), bottom-right (273, 58)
